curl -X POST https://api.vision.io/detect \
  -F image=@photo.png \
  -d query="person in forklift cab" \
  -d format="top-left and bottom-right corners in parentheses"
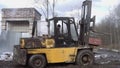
top-left (57, 24), bottom-right (61, 35)
top-left (56, 24), bottom-right (64, 46)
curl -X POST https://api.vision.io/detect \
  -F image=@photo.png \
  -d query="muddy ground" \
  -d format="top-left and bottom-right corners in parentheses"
top-left (1, 61), bottom-right (120, 68)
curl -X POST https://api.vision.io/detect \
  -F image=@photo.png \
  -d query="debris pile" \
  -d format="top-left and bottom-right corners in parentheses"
top-left (94, 48), bottom-right (120, 64)
top-left (0, 52), bottom-right (13, 61)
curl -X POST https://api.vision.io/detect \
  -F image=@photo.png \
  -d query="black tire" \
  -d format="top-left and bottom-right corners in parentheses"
top-left (29, 55), bottom-right (46, 68)
top-left (76, 50), bottom-right (94, 66)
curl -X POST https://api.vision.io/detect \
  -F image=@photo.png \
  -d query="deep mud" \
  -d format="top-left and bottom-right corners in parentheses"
top-left (0, 61), bottom-right (120, 68)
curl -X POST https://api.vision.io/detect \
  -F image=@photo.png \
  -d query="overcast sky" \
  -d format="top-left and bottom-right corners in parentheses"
top-left (0, 0), bottom-right (120, 23)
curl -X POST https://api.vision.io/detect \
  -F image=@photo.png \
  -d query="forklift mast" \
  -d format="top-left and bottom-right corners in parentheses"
top-left (79, 0), bottom-right (95, 45)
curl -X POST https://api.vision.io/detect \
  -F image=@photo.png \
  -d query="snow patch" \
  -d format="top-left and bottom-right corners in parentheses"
top-left (0, 52), bottom-right (13, 61)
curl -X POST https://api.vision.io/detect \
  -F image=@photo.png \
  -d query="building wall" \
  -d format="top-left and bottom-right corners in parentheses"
top-left (1, 8), bottom-right (41, 35)
top-left (0, 31), bottom-right (22, 54)
top-left (0, 8), bottom-right (41, 54)
top-left (2, 8), bottom-right (41, 19)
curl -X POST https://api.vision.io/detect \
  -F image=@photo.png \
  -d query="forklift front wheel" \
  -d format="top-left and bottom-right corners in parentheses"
top-left (76, 50), bottom-right (94, 66)
top-left (29, 55), bottom-right (46, 68)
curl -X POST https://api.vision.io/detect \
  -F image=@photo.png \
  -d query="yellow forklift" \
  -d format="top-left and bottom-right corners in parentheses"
top-left (13, 0), bottom-right (96, 68)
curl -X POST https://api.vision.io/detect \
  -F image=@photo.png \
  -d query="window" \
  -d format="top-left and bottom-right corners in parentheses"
top-left (50, 21), bottom-right (54, 36)
top-left (70, 24), bottom-right (78, 41)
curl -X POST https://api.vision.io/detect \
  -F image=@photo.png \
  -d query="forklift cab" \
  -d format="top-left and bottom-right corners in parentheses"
top-left (48, 17), bottom-right (78, 47)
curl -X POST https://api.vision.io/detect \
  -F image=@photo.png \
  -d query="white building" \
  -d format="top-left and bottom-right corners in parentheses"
top-left (2, 8), bottom-right (41, 37)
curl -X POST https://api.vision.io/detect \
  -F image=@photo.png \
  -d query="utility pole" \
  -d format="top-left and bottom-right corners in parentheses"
top-left (53, 0), bottom-right (55, 17)
top-left (46, 0), bottom-right (49, 19)
top-left (46, 0), bottom-right (50, 35)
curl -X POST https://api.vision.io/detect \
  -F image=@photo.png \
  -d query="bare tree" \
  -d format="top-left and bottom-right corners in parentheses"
top-left (96, 4), bottom-right (120, 49)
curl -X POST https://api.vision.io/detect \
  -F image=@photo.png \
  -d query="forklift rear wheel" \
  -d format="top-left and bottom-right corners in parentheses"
top-left (76, 50), bottom-right (94, 66)
top-left (29, 55), bottom-right (46, 68)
